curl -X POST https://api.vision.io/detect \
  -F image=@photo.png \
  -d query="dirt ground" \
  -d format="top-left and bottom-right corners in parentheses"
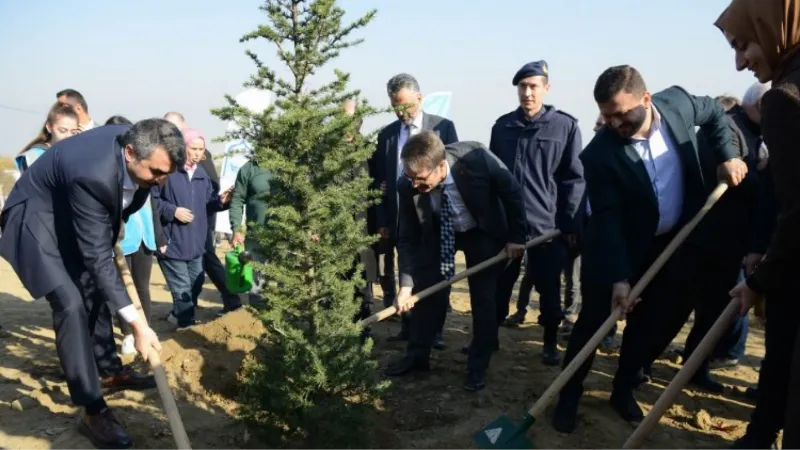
top-left (0, 247), bottom-right (766, 449)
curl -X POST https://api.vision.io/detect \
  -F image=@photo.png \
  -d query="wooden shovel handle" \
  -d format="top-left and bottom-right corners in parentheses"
top-left (357, 230), bottom-right (562, 328)
top-left (113, 244), bottom-right (192, 450)
top-left (623, 298), bottom-right (740, 448)
top-left (526, 183), bottom-right (729, 419)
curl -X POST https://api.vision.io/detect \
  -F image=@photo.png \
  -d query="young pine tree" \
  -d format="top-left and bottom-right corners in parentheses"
top-left (211, 0), bottom-right (386, 447)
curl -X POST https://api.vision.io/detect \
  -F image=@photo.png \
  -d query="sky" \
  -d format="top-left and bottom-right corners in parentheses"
top-left (0, 0), bottom-right (761, 157)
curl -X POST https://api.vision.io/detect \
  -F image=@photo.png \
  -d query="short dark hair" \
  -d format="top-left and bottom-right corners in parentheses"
top-left (593, 65), bottom-right (647, 104)
top-left (56, 88), bottom-right (88, 112)
top-left (401, 130), bottom-right (445, 173)
top-left (117, 118), bottom-right (186, 167)
top-left (105, 115), bottom-right (132, 126)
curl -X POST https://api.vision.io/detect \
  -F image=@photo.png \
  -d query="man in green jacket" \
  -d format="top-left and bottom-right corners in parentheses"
top-left (229, 157), bottom-right (272, 306)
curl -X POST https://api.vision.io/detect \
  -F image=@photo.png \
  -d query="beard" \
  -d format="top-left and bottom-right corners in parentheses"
top-left (613, 105), bottom-right (648, 138)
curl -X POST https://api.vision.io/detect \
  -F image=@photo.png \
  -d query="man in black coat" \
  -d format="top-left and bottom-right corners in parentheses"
top-left (385, 131), bottom-right (526, 391)
top-left (0, 119), bottom-right (185, 449)
top-left (551, 65), bottom-right (747, 432)
top-left (369, 73), bottom-right (458, 347)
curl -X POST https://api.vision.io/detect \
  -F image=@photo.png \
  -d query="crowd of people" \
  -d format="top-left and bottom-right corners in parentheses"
top-left (1, 0), bottom-right (800, 448)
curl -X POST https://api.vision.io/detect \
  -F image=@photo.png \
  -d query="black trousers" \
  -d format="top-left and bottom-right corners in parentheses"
top-left (378, 241), bottom-right (397, 307)
top-left (497, 240), bottom-right (566, 331)
top-left (45, 271), bottom-right (124, 407)
top-left (407, 229), bottom-right (503, 373)
top-left (746, 288), bottom-right (800, 445)
top-left (118, 244), bottom-right (154, 335)
top-left (204, 213), bottom-right (242, 311)
top-left (560, 234), bottom-right (694, 397)
top-left (682, 248), bottom-right (742, 379)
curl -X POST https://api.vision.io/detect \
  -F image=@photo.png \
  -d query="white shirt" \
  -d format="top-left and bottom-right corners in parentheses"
top-left (79, 119), bottom-right (96, 132)
top-left (117, 150), bottom-right (141, 324)
top-left (397, 112), bottom-right (424, 179)
top-left (631, 106), bottom-right (685, 235)
top-left (430, 161), bottom-right (477, 233)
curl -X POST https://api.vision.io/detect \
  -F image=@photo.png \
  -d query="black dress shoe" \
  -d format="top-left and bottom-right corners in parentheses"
top-left (552, 393), bottom-right (580, 433)
top-left (690, 373), bottom-right (725, 393)
top-left (542, 343), bottom-right (561, 366)
top-left (609, 388), bottom-right (644, 422)
top-left (463, 371), bottom-right (486, 391)
top-left (386, 332), bottom-right (409, 342)
top-left (432, 332), bottom-right (445, 350)
top-left (79, 408), bottom-right (133, 449)
top-left (502, 312), bottom-right (526, 327)
top-left (385, 357), bottom-right (429, 377)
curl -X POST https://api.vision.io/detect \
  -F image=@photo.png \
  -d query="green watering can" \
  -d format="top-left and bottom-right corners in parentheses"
top-left (225, 245), bottom-right (254, 293)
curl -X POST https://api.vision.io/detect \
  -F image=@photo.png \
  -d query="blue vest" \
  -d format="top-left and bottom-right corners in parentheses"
top-left (120, 195), bottom-right (157, 255)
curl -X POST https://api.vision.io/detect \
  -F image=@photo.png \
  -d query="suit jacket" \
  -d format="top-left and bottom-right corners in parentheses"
top-left (396, 141), bottom-right (526, 288)
top-left (580, 86), bottom-right (736, 286)
top-left (690, 111), bottom-right (772, 259)
top-left (371, 112), bottom-right (458, 240)
top-left (0, 125), bottom-right (148, 309)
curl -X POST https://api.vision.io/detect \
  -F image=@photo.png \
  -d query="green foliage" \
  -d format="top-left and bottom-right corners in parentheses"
top-left (211, 0), bottom-right (387, 447)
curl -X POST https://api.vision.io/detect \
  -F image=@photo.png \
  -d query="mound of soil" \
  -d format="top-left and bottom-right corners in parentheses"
top-left (159, 308), bottom-right (265, 405)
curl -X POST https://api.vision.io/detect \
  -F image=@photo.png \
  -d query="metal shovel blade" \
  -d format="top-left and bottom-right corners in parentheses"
top-left (473, 414), bottom-right (534, 449)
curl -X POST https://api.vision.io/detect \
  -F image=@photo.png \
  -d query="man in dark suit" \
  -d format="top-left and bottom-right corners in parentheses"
top-left (370, 73), bottom-right (458, 347)
top-left (551, 65), bottom-right (747, 432)
top-left (0, 119), bottom-right (185, 449)
top-left (384, 131), bottom-right (526, 391)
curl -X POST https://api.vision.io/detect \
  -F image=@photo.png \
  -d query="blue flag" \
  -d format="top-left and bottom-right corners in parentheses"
top-left (421, 91), bottom-right (453, 119)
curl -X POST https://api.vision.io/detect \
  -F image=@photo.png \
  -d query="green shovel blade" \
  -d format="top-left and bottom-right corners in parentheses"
top-left (473, 413), bottom-right (535, 449)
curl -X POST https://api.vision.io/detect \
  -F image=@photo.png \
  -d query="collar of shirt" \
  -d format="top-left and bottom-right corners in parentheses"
top-left (80, 119), bottom-right (96, 132)
top-left (120, 150), bottom-right (137, 192)
top-left (405, 111), bottom-right (424, 131)
top-left (441, 160), bottom-right (455, 186)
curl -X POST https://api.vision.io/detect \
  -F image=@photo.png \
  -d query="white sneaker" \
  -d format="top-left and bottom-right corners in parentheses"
top-left (120, 334), bottom-right (137, 355)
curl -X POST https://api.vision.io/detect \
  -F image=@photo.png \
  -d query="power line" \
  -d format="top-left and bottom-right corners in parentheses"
top-left (0, 104), bottom-right (45, 116)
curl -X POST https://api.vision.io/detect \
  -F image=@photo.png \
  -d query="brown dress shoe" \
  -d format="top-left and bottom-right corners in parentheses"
top-left (79, 408), bottom-right (133, 449)
top-left (101, 365), bottom-right (156, 391)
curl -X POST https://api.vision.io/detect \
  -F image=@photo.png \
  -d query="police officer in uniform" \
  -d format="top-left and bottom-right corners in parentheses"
top-left (488, 60), bottom-right (585, 365)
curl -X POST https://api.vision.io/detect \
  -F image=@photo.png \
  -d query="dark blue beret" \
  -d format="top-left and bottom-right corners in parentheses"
top-left (512, 60), bottom-right (549, 86)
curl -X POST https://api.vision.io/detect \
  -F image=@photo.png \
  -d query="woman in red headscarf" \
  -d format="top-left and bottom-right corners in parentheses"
top-left (715, 1), bottom-right (800, 447)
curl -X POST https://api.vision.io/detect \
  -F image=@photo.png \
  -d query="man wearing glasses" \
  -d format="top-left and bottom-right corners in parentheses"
top-left (384, 131), bottom-right (526, 392)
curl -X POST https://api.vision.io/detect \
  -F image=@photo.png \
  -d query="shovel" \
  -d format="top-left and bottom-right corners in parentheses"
top-left (622, 297), bottom-right (740, 448)
top-left (357, 230), bottom-right (561, 328)
top-left (113, 243), bottom-right (193, 450)
top-left (473, 182), bottom-right (729, 449)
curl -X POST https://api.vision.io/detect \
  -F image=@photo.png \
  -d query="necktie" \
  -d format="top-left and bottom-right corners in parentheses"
top-left (440, 187), bottom-right (456, 280)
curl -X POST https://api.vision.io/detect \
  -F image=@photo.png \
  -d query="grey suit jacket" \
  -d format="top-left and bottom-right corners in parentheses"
top-left (372, 112), bottom-right (458, 240)
top-left (396, 141), bottom-right (526, 288)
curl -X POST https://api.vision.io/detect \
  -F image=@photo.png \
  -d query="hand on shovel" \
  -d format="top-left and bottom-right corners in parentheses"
top-left (130, 318), bottom-right (162, 363)
top-left (611, 281), bottom-right (641, 320)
